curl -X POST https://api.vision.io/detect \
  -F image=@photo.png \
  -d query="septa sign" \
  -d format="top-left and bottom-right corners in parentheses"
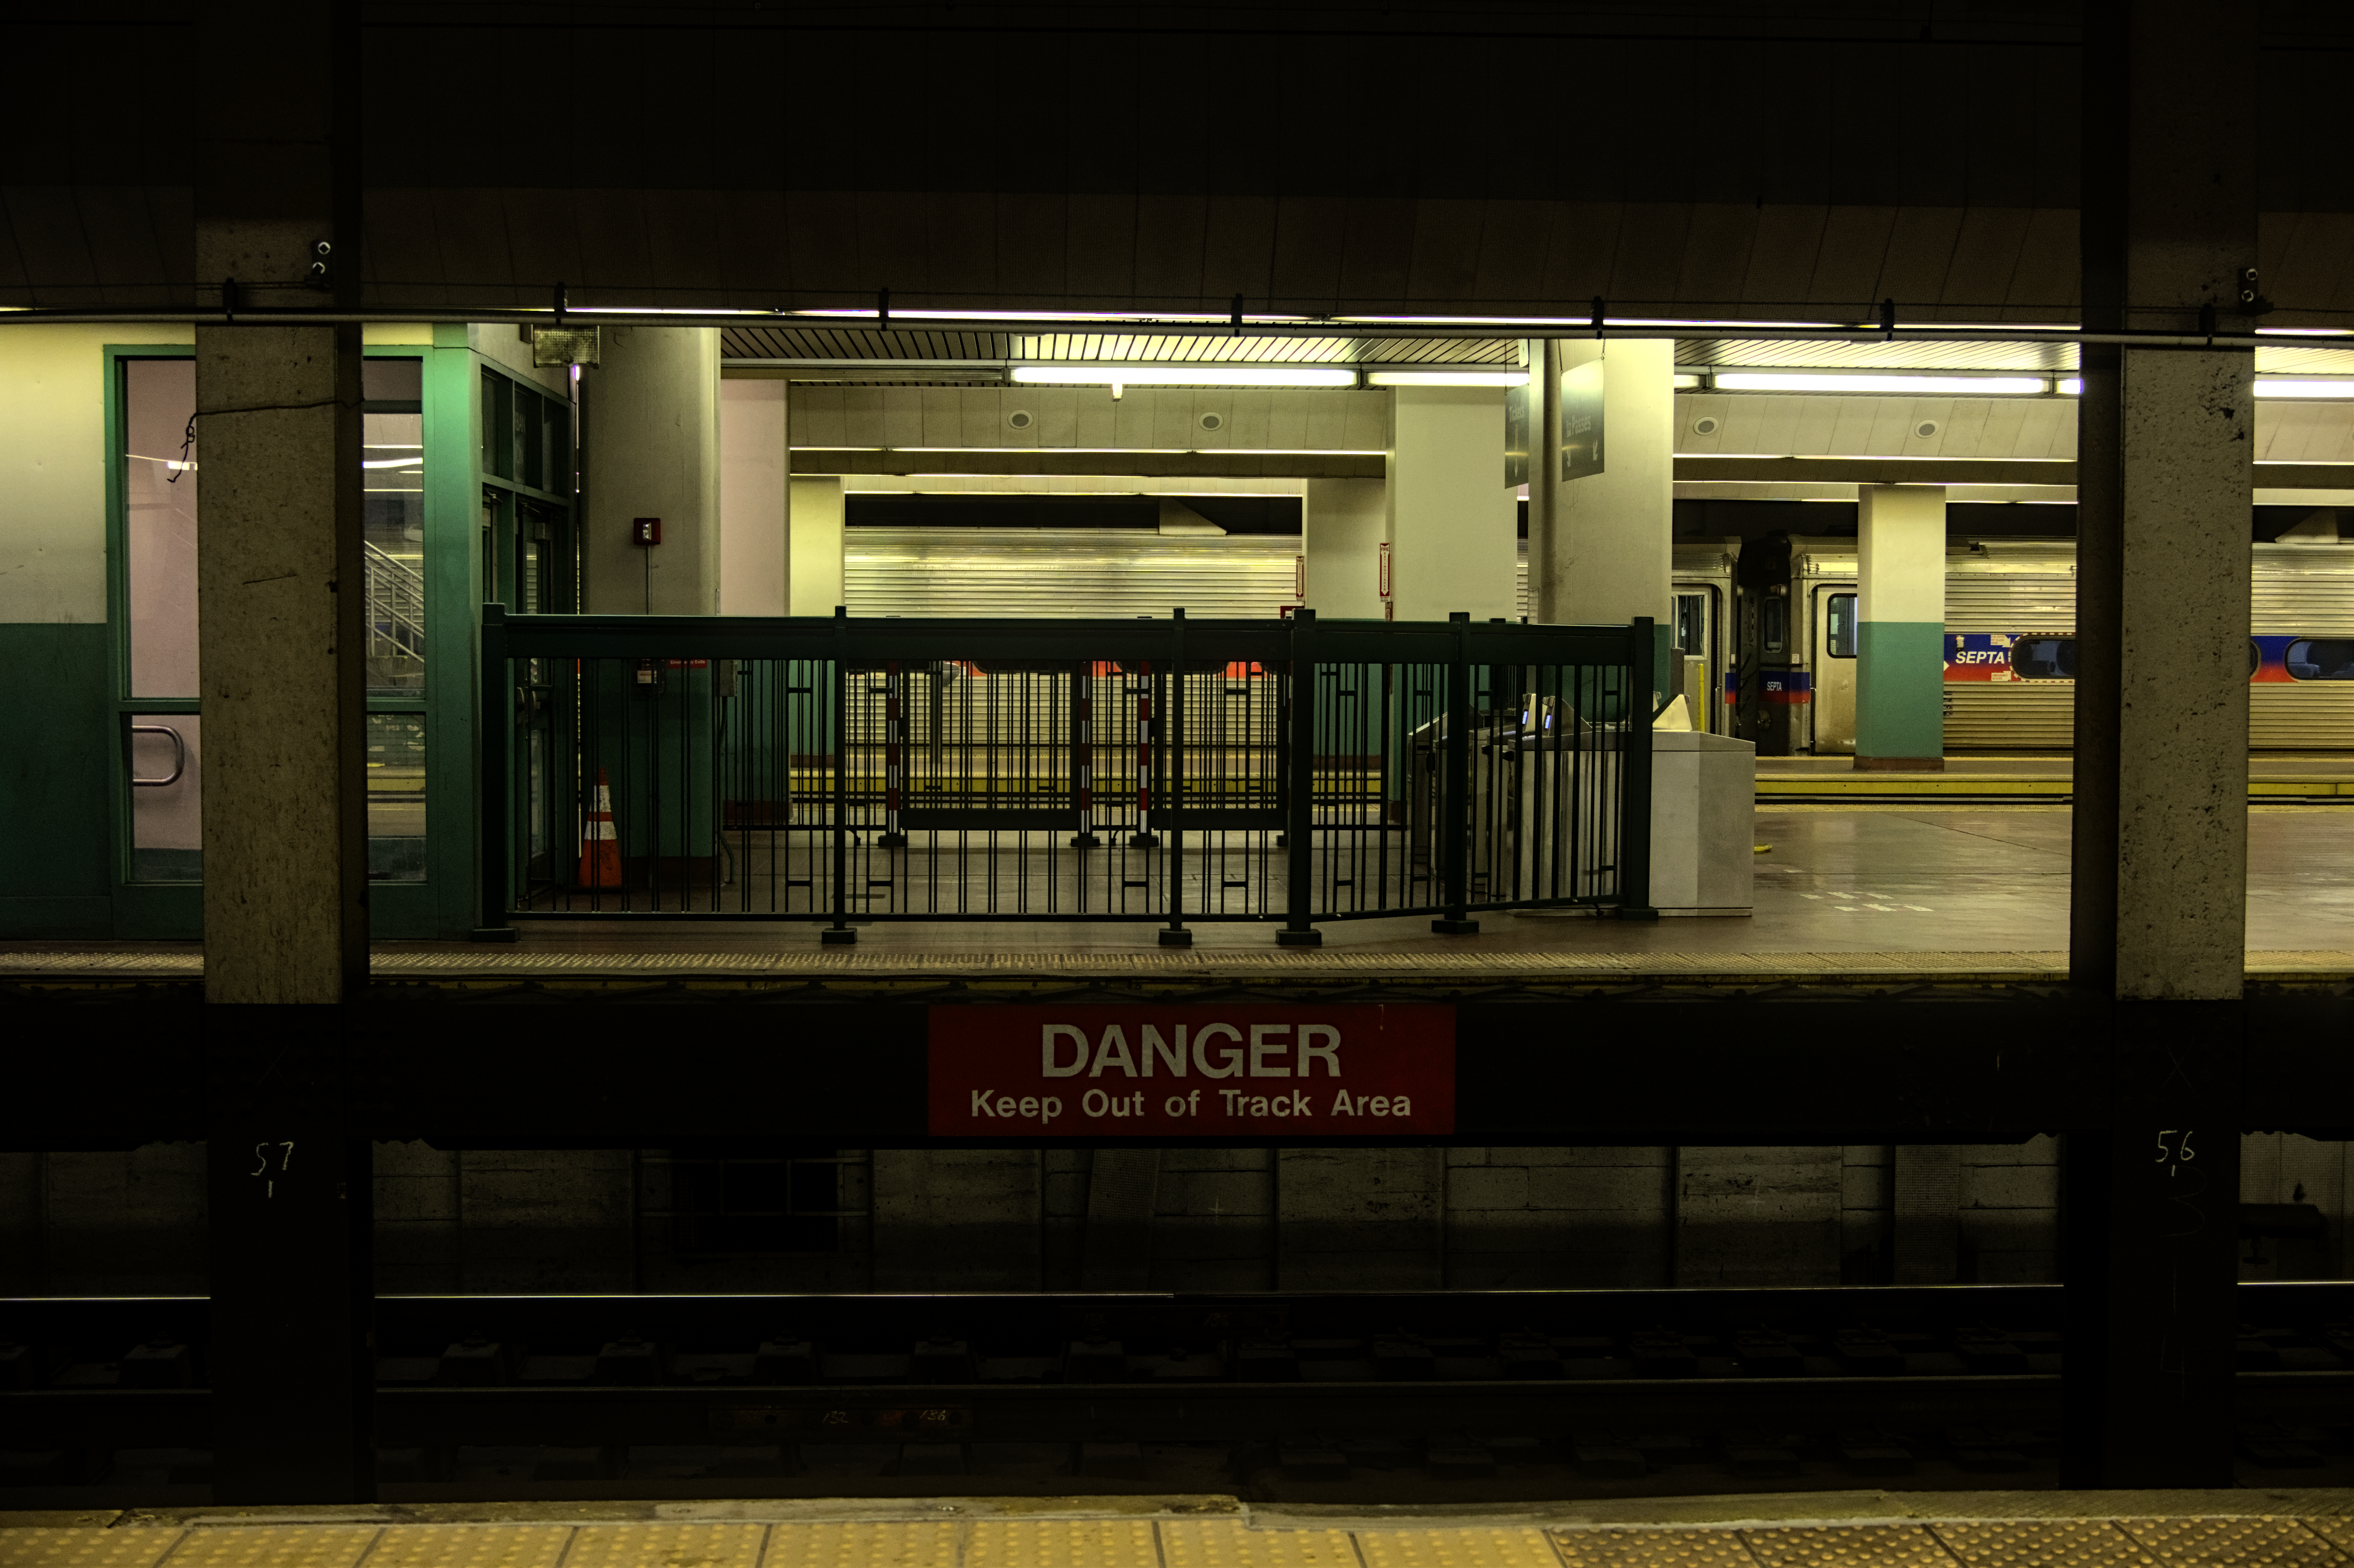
top-left (927, 1006), bottom-right (1454, 1136)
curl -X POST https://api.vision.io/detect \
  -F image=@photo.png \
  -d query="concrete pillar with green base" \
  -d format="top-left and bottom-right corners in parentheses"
top-left (1854, 484), bottom-right (1946, 771)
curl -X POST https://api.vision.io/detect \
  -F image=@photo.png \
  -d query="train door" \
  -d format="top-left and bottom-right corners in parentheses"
top-left (1811, 586), bottom-right (1858, 754)
top-left (1752, 589), bottom-right (1796, 754)
top-left (1672, 588), bottom-right (1718, 731)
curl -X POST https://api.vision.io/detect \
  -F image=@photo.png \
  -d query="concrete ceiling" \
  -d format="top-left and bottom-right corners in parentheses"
top-left (13, 6), bottom-right (2354, 321)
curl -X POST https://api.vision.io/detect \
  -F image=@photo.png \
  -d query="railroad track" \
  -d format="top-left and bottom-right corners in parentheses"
top-left (4, 1285), bottom-right (2351, 1504)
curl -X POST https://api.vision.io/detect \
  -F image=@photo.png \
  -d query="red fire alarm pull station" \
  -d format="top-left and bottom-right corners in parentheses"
top-left (632, 517), bottom-right (662, 546)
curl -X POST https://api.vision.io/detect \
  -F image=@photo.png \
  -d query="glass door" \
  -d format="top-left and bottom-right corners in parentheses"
top-left (116, 356), bottom-right (204, 934)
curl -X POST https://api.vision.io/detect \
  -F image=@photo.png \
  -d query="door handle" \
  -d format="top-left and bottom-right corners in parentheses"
top-left (131, 723), bottom-right (186, 787)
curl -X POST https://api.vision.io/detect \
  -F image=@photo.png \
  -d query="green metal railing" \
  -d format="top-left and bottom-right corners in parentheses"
top-left (478, 606), bottom-right (1654, 944)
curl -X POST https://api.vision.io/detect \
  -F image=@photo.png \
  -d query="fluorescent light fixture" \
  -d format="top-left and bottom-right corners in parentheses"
top-left (1713, 372), bottom-right (2049, 395)
top-left (1364, 368), bottom-right (1526, 387)
top-left (1011, 365), bottom-right (1357, 388)
top-left (1674, 373), bottom-right (1706, 389)
top-left (2256, 378), bottom-right (2354, 398)
top-left (1332, 314), bottom-right (1833, 329)
top-left (2057, 378), bottom-right (2083, 395)
top-left (793, 308), bottom-right (1305, 324)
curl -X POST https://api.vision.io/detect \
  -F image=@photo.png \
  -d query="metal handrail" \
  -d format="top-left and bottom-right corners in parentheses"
top-left (365, 540), bottom-right (426, 652)
top-left (130, 723), bottom-right (186, 787)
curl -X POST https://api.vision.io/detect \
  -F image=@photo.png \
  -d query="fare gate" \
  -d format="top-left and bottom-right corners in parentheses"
top-left (481, 608), bottom-right (1655, 941)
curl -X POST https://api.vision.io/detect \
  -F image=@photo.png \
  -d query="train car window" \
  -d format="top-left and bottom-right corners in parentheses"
top-left (2010, 636), bottom-right (2078, 679)
top-left (1826, 593), bottom-right (1857, 658)
top-left (1763, 597), bottom-right (1787, 658)
top-left (1674, 592), bottom-right (1706, 656)
top-left (2286, 638), bottom-right (2354, 679)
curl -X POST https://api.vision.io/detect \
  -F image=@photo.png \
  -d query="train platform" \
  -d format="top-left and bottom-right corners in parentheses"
top-left (8, 805), bottom-right (2354, 989)
top-left (7, 1492), bottom-right (2354, 1568)
top-left (1756, 755), bottom-right (2354, 803)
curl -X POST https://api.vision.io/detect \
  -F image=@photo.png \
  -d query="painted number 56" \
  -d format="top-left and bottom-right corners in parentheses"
top-left (2155, 1129), bottom-right (2196, 1175)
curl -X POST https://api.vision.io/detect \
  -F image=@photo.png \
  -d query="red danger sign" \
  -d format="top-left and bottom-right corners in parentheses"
top-left (927, 1005), bottom-right (1454, 1136)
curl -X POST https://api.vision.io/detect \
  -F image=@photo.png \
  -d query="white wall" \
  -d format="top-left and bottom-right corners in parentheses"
top-left (720, 378), bottom-right (787, 615)
top-left (1304, 477), bottom-right (1386, 618)
top-left (788, 476), bottom-right (846, 615)
top-left (1545, 338), bottom-right (1674, 629)
top-left (0, 325), bottom-right (184, 623)
top-left (791, 385), bottom-right (1387, 453)
top-left (582, 326), bottom-right (721, 615)
top-left (1385, 388), bottom-right (1517, 623)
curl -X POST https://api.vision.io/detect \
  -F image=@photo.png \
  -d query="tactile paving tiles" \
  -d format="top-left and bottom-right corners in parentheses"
top-left (1741, 1527), bottom-right (1953, 1568)
top-left (1162, 1519), bottom-right (1363, 1568)
top-left (2111, 1520), bottom-right (2347, 1568)
top-left (560, 1524), bottom-right (767, 1568)
top-left (1933, 1521), bottom-right (2154, 1568)
top-left (163, 1527), bottom-right (381, 1568)
top-left (765, 1523), bottom-right (957, 1568)
top-left (965, 1521), bottom-right (1158, 1568)
top-left (0, 1529), bottom-right (186, 1568)
top-left (2295, 1521), bottom-right (2354, 1558)
top-left (1354, 1527), bottom-right (1565, 1568)
top-left (1550, 1527), bottom-right (1757, 1568)
top-left (362, 1526), bottom-right (573, 1568)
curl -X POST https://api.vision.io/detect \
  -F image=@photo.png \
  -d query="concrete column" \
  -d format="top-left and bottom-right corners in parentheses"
top-left (2062, 0), bottom-right (2254, 1491)
top-left (195, 0), bottom-right (375, 1505)
top-left (1531, 338), bottom-right (1674, 693)
top-left (1302, 476), bottom-right (1386, 619)
top-left (582, 327), bottom-right (720, 615)
top-left (194, 0), bottom-right (367, 1005)
top-left (196, 312), bottom-right (366, 1000)
top-left (1855, 485), bottom-right (1947, 769)
top-left (788, 476), bottom-right (846, 615)
top-left (1384, 389), bottom-right (1515, 622)
top-left (718, 378), bottom-right (787, 615)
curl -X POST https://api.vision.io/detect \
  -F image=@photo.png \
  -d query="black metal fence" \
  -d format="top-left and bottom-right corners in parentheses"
top-left (480, 607), bottom-right (1654, 943)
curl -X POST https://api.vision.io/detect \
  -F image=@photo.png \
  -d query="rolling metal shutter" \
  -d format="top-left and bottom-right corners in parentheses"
top-left (845, 528), bottom-right (1300, 620)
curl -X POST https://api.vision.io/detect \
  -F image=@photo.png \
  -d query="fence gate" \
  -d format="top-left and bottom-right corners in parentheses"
top-left (481, 608), bottom-right (1653, 943)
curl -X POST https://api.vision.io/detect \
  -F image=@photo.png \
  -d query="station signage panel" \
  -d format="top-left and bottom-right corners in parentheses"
top-left (927, 1006), bottom-right (1454, 1136)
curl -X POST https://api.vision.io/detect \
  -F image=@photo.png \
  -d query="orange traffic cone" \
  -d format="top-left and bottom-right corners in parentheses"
top-left (576, 768), bottom-right (623, 889)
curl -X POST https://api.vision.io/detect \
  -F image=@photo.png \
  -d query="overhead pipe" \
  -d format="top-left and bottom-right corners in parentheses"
top-left (0, 304), bottom-right (2327, 351)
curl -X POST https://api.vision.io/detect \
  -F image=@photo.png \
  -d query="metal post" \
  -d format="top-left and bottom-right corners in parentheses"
top-left (1432, 612), bottom-right (1478, 935)
top-left (877, 660), bottom-right (907, 848)
top-left (1161, 608), bottom-right (1191, 946)
top-left (823, 605), bottom-right (855, 944)
top-left (1069, 661), bottom-right (1099, 848)
top-left (1279, 608), bottom-right (1321, 946)
top-left (471, 602), bottom-right (517, 939)
top-left (1617, 615), bottom-right (1658, 919)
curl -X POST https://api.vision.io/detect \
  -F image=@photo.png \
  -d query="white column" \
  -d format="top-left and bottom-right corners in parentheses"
top-left (582, 326), bottom-right (720, 615)
top-left (1855, 484), bottom-right (1948, 767)
top-left (1302, 476), bottom-right (1386, 618)
top-left (788, 476), bottom-right (846, 615)
top-left (718, 378), bottom-right (787, 615)
top-left (1532, 338), bottom-right (1674, 685)
top-left (1384, 388), bottom-right (1516, 622)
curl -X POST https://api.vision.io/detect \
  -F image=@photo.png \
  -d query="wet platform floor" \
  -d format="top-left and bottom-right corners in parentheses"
top-left (11, 807), bottom-right (2354, 983)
